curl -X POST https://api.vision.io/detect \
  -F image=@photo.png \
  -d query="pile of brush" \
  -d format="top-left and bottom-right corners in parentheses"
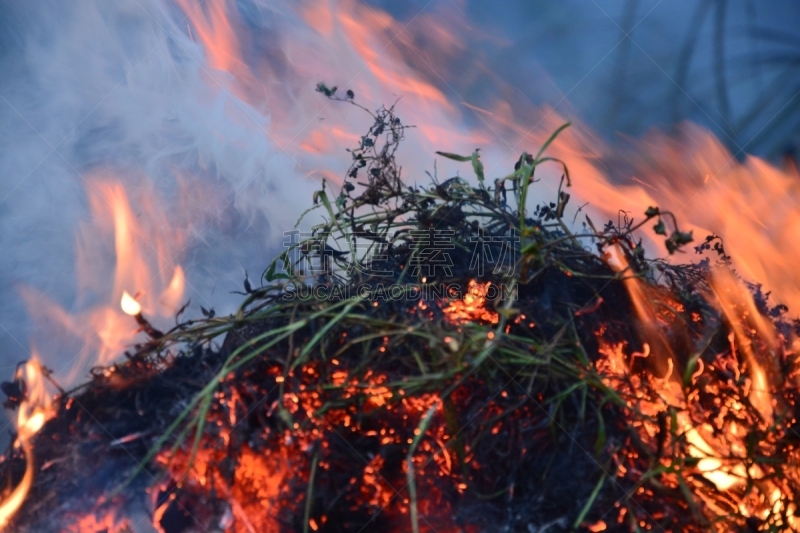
top-left (2, 91), bottom-right (799, 533)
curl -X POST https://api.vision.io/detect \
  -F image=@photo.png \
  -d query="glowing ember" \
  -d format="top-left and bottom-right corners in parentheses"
top-left (66, 512), bottom-right (128, 533)
top-left (443, 280), bottom-right (499, 325)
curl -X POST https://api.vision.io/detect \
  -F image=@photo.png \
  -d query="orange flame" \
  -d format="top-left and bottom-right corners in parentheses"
top-left (604, 248), bottom-right (759, 491)
top-left (603, 242), bottom-right (800, 524)
top-left (20, 179), bottom-right (186, 385)
top-left (176, 0), bottom-right (243, 75)
top-left (12, 182), bottom-right (187, 524)
top-left (508, 115), bottom-right (800, 318)
top-left (709, 269), bottom-right (777, 422)
top-left (0, 358), bottom-right (55, 528)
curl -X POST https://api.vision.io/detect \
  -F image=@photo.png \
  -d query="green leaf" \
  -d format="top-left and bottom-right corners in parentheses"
top-left (518, 152), bottom-right (535, 231)
top-left (278, 404), bottom-right (294, 427)
top-left (683, 456), bottom-right (701, 468)
top-left (315, 81), bottom-right (328, 93)
top-left (572, 473), bottom-right (606, 530)
top-left (645, 206), bottom-right (660, 217)
top-left (653, 219), bottom-right (667, 235)
top-left (533, 121), bottom-right (571, 162)
top-left (535, 156), bottom-right (571, 186)
top-left (435, 151), bottom-right (471, 162)
top-left (520, 241), bottom-right (540, 256)
top-left (665, 229), bottom-right (694, 254)
top-left (470, 150), bottom-right (485, 185)
top-left (264, 257), bottom-right (280, 281)
top-left (317, 190), bottom-right (337, 221)
top-left (264, 256), bottom-right (290, 282)
top-left (674, 230), bottom-right (694, 245)
top-left (315, 82), bottom-right (335, 97)
top-left (594, 409), bottom-right (606, 455)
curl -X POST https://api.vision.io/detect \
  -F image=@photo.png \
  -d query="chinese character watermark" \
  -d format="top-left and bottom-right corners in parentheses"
top-left (278, 228), bottom-right (520, 302)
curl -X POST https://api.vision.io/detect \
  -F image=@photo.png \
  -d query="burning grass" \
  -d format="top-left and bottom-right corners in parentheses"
top-left (2, 91), bottom-right (800, 532)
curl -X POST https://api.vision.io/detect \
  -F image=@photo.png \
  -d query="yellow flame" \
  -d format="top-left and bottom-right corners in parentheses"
top-left (0, 444), bottom-right (34, 529)
top-left (120, 291), bottom-right (142, 316)
top-left (710, 269), bottom-right (776, 422)
top-left (683, 422), bottom-right (745, 490)
top-left (0, 359), bottom-right (54, 528)
top-left (605, 247), bottom-right (755, 491)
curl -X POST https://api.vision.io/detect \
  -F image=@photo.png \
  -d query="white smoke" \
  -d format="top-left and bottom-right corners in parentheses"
top-left (0, 0), bottom-right (297, 376)
top-left (0, 0), bottom-right (481, 385)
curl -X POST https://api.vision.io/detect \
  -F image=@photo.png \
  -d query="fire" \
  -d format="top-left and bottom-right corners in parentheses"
top-left (5, 0), bottom-right (799, 529)
top-left (502, 114), bottom-right (800, 317)
top-left (20, 179), bottom-right (186, 384)
top-left (602, 242), bottom-right (800, 527)
top-left (156, 443), bottom-right (288, 533)
top-left (148, 362), bottom-right (469, 532)
top-left (136, 3), bottom-right (800, 522)
top-left (709, 269), bottom-right (777, 421)
top-left (172, 0), bottom-right (800, 324)
top-left (120, 291), bottom-right (142, 317)
top-left (67, 513), bottom-right (128, 533)
top-left (683, 424), bottom-right (746, 491)
top-left (443, 280), bottom-right (500, 325)
top-left (0, 358), bottom-right (55, 528)
top-left (7, 178), bottom-right (184, 532)
top-left (176, 0), bottom-right (243, 75)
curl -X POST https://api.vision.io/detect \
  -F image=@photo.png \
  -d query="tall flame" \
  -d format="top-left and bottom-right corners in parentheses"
top-left (709, 269), bottom-right (777, 422)
top-left (605, 244), bottom-right (797, 522)
top-left (176, 0), bottom-right (243, 75)
top-left (20, 179), bottom-right (186, 385)
top-left (0, 358), bottom-right (54, 528)
top-left (606, 248), bottom-right (748, 485)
